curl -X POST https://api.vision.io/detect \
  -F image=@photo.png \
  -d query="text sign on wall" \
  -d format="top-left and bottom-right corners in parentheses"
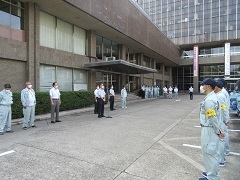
top-left (193, 46), bottom-right (199, 77)
top-left (225, 43), bottom-right (230, 76)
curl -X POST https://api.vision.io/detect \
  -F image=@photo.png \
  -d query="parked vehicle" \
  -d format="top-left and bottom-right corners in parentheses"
top-left (229, 79), bottom-right (240, 116)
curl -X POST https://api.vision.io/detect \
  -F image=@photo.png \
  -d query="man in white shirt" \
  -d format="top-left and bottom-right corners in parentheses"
top-left (21, 81), bottom-right (36, 130)
top-left (109, 85), bottom-right (116, 111)
top-left (189, 86), bottom-right (194, 100)
top-left (49, 82), bottom-right (61, 123)
top-left (97, 84), bottom-right (106, 118)
top-left (94, 85), bottom-right (99, 114)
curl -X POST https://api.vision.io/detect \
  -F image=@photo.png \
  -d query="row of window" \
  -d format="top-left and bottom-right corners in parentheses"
top-left (40, 65), bottom-right (88, 92)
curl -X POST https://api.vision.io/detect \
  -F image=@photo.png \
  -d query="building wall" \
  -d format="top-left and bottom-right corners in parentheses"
top-left (0, 59), bottom-right (27, 92)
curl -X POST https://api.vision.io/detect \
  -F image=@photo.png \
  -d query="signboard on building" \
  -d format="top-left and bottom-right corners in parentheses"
top-left (225, 43), bottom-right (230, 76)
top-left (193, 46), bottom-right (198, 77)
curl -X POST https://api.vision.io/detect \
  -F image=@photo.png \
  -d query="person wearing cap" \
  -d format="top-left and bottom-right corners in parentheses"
top-left (199, 78), bottom-right (224, 180)
top-left (217, 78), bottom-right (230, 156)
top-left (21, 81), bottom-right (36, 130)
top-left (189, 85), bottom-right (194, 100)
top-left (0, 84), bottom-right (13, 135)
top-left (214, 81), bottom-right (230, 167)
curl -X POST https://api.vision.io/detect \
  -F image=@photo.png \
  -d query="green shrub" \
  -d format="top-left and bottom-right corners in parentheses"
top-left (11, 91), bottom-right (94, 119)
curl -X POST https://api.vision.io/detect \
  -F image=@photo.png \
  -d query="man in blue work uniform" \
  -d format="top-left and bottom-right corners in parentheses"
top-left (109, 85), bottom-right (116, 111)
top-left (217, 78), bottom-right (230, 156)
top-left (0, 84), bottom-right (13, 135)
top-left (199, 78), bottom-right (224, 180)
top-left (214, 81), bottom-right (229, 167)
top-left (97, 83), bottom-right (106, 118)
top-left (121, 85), bottom-right (128, 108)
top-left (21, 81), bottom-right (36, 130)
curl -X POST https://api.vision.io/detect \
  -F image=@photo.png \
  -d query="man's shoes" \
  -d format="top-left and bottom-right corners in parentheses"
top-left (101, 115), bottom-right (106, 117)
top-left (56, 120), bottom-right (61, 122)
top-left (122, 106), bottom-right (124, 108)
top-left (202, 172), bottom-right (207, 178)
top-left (219, 162), bottom-right (225, 167)
top-left (31, 125), bottom-right (37, 128)
top-left (113, 109), bottom-right (116, 110)
top-left (98, 116), bottom-right (102, 118)
top-left (0, 132), bottom-right (4, 135)
top-left (199, 178), bottom-right (208, 180)
top-left (125, 107), bottom-right (127, 108)
top-left (23, 127), bottom-right (28, 130)
top-left (6, 130), bottom-right (14, 133)
top-left (94, 112), bottom-right (98, 114)
top-left (51, 121), bottom-right (55, 123)
top-left (110, 109), bottom-right (114, 111)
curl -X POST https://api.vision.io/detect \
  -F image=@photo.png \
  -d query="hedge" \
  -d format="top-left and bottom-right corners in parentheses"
top-left (11, 91), bottom-right (94, 119)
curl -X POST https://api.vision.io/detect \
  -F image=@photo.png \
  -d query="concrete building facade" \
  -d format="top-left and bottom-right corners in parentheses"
top-left (0, 0), bottom-right (180, 93)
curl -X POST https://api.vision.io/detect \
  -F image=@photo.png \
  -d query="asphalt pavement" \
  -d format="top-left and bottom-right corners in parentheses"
top-left (0, 94), bottom-right (239, 180)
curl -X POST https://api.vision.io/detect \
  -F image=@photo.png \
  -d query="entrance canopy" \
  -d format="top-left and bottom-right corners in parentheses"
top-left (84, 60), bottom-right (157, 74)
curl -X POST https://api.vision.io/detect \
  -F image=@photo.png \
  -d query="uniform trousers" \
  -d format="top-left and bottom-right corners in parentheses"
top-left (23, 106), bottom-right (35, 127)
top-left (51, 99), bottom-right (60, 122)
top-left (222, 123), bottom-right (230, 154)
top-left (98, 98), bottom-right (104, 116)
top-left (122, 97), bottom-right (127, 108)
top-left (94, 98), bottom-right (99, 113)
top-left (190, 92), bottom-right (193, 99)
top-left (201, 127), bottom-right (220, 180)
top-left (0, 105), bottom-right (12, 133)
top-left (109, 96), bottom-right (114, 110)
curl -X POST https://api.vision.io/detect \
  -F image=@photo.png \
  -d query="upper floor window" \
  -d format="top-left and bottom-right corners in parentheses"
top-left (0, 0), bottom-right (24, 30)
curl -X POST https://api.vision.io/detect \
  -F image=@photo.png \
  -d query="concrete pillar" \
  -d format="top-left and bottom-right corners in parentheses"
top-left (119, 44), bottom-right (127, 60)
top-left (87, 30), bottom-right (96, 62)
top-left (139, 53), bottom-right (144, 85)
top-left (25, 2), bottom-right (35, 87)
top-left (34, 4), bottom-right (40, 91)
top-left (152, 59), bottom-right (156, 86)
top-left (86, 30), bottom-right (97, 90)
top-left (162, 63), bottom-right (165, 87)
top-left (169, 66), bottom-right (172, 86)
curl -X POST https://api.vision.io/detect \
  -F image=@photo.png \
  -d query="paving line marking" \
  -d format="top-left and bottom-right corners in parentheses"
top-left (182, 144), bottom-right (240, 156)
top-left (230, 119), bottom-right (240, 121)
top-left (159, 141), bottom-right (204, 172)
top-left (195, 126), bottom-right (201, 128)
top-left (0, 150), bottom-right (15, 157)
top-left (228, 129), bottom-right (240, 132)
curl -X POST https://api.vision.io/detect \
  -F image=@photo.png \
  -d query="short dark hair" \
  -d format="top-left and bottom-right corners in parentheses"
top-left (52, 82), bottom-right (57, 87)
top-left (4, 84), bottom-right (11, 88)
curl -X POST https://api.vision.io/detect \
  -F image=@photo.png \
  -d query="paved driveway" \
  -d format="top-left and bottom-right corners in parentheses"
top-left (0, 94), bottom-right (239, 180)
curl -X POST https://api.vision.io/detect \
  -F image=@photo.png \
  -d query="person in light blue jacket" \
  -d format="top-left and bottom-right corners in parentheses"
top-left (21, 81), bottom-right (36, 130)
top-left (0, 84), bottom-right (13, 135)
top-left (199, 78), bottom-right (224, 180)
top-left (121, 85), bottom-right (128, 108)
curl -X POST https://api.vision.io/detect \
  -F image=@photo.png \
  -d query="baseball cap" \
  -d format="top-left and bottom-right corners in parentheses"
top-left (216, 81), bottom-right (223, 88)
top-left (201, 78), bottom-right (217, 88)
top-left (218, 78), bottom-right (226, 86)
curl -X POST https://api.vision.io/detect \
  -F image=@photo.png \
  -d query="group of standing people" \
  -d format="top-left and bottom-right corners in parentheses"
top-left (0, 81), bottom-right (61, 135)
top-left (199, 78), bottom-right (230, 180)
top-left (141, 85), bottom-right (160, 99)
top-left (163, 86), bottom-right (179, 99)
top-left (94, 84), bottom-right (128, 118)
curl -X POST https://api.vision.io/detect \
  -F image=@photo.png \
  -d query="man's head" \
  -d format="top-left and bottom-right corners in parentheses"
top-left (4, 84), bottom-right (11, 92)
top-left (214, 81), bottom-right (223, 93)
top-left (53, 82), bottom-right (58, 89)
top-left (218, 78), bottom-right (226, 87)
top-left (25, 81), bottom-right (32, 89)
top-left (200, 78), bottom-right (217, 94)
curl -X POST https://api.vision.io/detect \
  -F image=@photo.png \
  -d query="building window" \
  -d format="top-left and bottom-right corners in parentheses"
top-left (40, 64), bottom-right (88, 92)
top-left (0, 0), bottom-right (24, 30)
top-left (40, 11), bottom-right (86, 55)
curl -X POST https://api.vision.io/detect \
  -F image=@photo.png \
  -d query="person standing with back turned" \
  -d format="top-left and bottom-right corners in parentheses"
top-left (189, 85), bottom-right (194, 100)
top-left (50, 82), bottom-right (61, 123)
